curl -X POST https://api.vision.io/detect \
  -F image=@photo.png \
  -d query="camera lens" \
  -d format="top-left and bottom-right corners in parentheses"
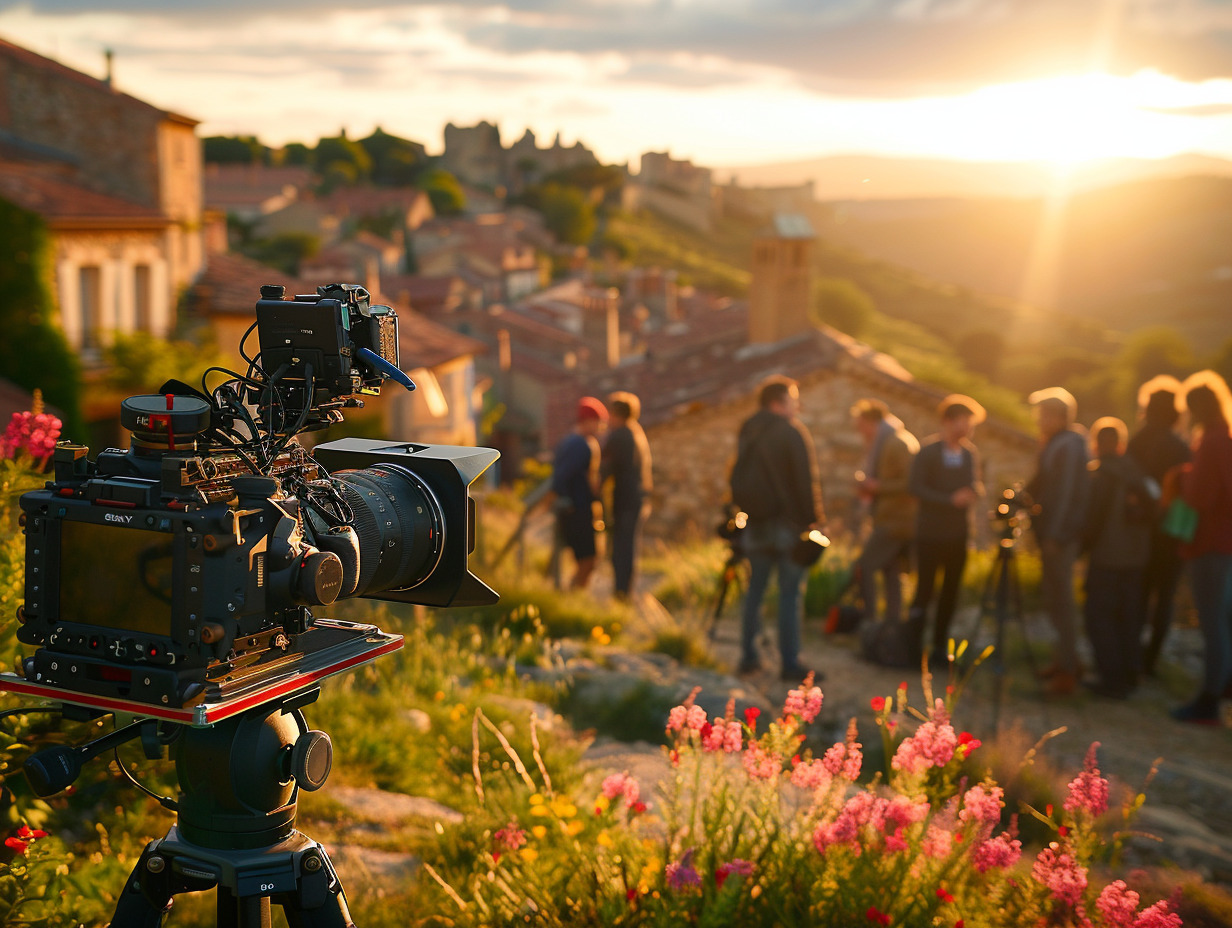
top-left (331, 464), bottom-right (444, 597)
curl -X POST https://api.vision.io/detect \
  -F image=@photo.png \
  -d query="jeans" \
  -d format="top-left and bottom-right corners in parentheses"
top-left (1084, 565), bottom-right (1144, 694)
top-left (741, 520), bottom-right (806, 670)
top-left (610, 506), bottom-right (642, 595)
top-left (1188, 552), bottom-right (1232, 697)
top-left (912, 537), bottom-right (967, 656)
top-left (1040, 539), bottom-right (1081, 674)
top-left (1140, 531), bottom-right (1184, 673)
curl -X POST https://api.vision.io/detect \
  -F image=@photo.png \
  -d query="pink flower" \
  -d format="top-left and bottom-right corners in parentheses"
top-left (790, 758), bottom-right (832, 791)
top-left (666, 849), bottom-right (701, 891)
top-left (667, 706), bottom-right (688, 733)
top-left (493, 823), bottom-right (527, 851)
top-left (784, 673), bottom-right (823, 723)
top-left (1064, 742), bottom-right (1110, 818)
top-left (0, 409), bottom-right (61, 462)
top-left (821, 720), bottom-right (864, 781)
top-left (958, 784), bottom-right (1004, 838)
top-left (742, 743), bottom-right (781, 780)
top-left (891, 718), bottom-right (957, 775)
top-left (685, 705), bottom-right (707, 731)
top-left (602, 773), bottom-right (629, 800)
top-left (723, 719), bottom-right (744, 753)
top-left (971, 832), bottom-right (1023, 874)
top-left (1032, 843), bottom-right (1088, 906)
top-left (922, 823), bottom-right (954, 858)
top-left (883, 794), bottom-right (930, 831)
top-left (1097, 881), bottom-right (1141, 928)
top-left (884, 826), bottom-right (908, 853)
top-left (703, 717), bottom-right (743, 752)
top-left (1132, 901), bottom-right (1183, 928)
top-left (715, 858), bottom-right (754, 888)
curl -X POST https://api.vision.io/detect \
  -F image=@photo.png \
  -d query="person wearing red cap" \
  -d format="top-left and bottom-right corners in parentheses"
top-left (550, 396), bottom-right (608, 589)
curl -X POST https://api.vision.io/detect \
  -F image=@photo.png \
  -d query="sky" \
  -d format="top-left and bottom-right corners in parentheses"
top-left (4, 0), bottom-right (1232, 168)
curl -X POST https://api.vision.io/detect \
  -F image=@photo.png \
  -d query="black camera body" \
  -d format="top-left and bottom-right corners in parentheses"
top-left (15, 284), bottom-right (498, 710)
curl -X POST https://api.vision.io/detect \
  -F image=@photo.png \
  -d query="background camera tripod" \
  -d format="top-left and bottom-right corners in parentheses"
top-left (27, 690), bottom-right (353, 927)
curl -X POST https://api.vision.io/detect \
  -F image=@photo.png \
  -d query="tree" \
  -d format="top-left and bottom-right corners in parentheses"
top-left (203, 135), bottom-right (266, 165)
top-left (314, 131), bottom-right (372, 182)
top-left (280, 142), bottom-right (312, 166)
top-left (359, 127), bottom-right (426, 187)
top-left (419, 169), bottom-right (467, 216)
top-left (537, 183), bottom-right (596, 245)
top-left (245, 233), bottom-right (320, 276)
top-left (0, 198), bottom-right (81, 435)
top-left (811, 277), bottom-right (874, 338)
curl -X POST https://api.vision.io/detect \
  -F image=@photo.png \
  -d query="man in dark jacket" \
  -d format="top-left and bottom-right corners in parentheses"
top-left (732, 376), bottom-right (824, 680)
top-left (601, 391), bottom-right (652, 599)
top-left (550, 397), bottom-right (607, 590)
top-left (1127, 377), bottom-right (1191, 675)
top-left (1083, 417), bottom-right (1152, 698)
top-left (1026, 387), bottom-right (1090, 695)
top-left (908, 395), bottom-right (985, 667)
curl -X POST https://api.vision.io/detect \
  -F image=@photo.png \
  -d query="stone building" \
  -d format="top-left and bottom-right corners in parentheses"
top-left (0, 38), bottom-right (203, 355)
top-left (749, 214), bottom-right (815, 345)
top-left (441, 121), bottom-right (600, 192)
top-left (623, 151), bottom-right (715, 232)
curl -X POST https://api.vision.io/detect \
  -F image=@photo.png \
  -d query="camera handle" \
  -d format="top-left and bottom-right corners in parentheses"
top-left (24, 718), bottom-right (164, 797)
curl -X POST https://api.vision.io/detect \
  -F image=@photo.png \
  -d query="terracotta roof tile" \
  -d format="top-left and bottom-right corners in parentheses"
top-left (0, 159), bottom-right (167, 225)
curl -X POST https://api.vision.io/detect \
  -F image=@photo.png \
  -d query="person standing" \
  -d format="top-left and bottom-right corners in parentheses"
top-left (601, 391), bottom-right (652, 600)
top-left (908, 395), bottom-right (985, 667)
top-left (1025, 387), bottom-right (1090, 696)
top-left (1082, 417), bottom-right (1152, 699)
top-left (731, 376), bottom-right (824, 680)
top-left (1172, 371), bottom-right (1232, 724)
top-left (852, 398), bottom-right (919, 633)
top-left (550, 396), bottom-right (607, 590)
top-left (1127, 377), bottom-right (1191, 676)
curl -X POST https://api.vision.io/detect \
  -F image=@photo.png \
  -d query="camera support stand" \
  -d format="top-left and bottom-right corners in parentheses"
top-left (970, 540), bottom-right (1041, 730)
top-left (107, 692), bottom-right (354, 928)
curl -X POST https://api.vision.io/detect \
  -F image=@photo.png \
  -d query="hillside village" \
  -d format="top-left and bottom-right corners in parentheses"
top-left (0, 34), bottom-right (1044, 534)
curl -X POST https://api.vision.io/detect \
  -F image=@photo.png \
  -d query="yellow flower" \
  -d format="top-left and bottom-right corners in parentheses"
top-left (591, 625), bottom-right (606, 640)
top-left (594, 795), bottom-right (611, 814)
top-left (596, 831), bottom-right (614, 848)
top-left (529, 793), bottom-right (544, 806)
top-left (530, 805), bottom-right (551, 817)
top-left (532, 826), bottom-right (547, 840)
top-left (433, 690), bottom-right (446, 701)
top-left (564, 820), bottom-right (584, 836)
top-left (550, 798), bottom-right (578, 819)
top-left (520, 847), bottom-right (539, 863)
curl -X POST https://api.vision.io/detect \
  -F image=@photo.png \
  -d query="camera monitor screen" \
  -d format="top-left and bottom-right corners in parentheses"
top-left (58, 520), bottom-right (174, 637)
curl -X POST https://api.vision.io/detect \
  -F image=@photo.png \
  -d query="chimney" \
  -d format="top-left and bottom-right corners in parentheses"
top-left (363, 256), bottom-right (380, 299)
top-left (103, 48), bottom-right (114, 88)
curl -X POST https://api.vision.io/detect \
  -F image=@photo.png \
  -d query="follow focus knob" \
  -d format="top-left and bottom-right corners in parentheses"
top-left (291, 730), bottom-right (332, 791)
top-left (298, 551), bottom-right (344, 606)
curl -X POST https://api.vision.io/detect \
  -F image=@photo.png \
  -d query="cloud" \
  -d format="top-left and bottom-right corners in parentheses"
top-left (1142, 102), bottom-right (1232, 117)
top-left (6, 0), bottom-right (1232, 95)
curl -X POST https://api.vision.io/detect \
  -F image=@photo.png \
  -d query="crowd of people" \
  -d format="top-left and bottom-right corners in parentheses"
top-left (548, 370), bottom-right (1232, 724)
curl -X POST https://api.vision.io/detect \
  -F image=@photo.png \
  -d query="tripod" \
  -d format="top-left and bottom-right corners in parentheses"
top-left (707, 542), bottom-right (746, 644)
top-left (970, 537), bottom-right (1041, 730)
top-left (103, 692), bottom-right (353, 927)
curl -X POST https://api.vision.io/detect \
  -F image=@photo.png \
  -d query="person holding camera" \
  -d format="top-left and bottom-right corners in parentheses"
top-left (730, 376), bottom-right (824, 680)
top-left (601, 391), bottom-right (652, 600)
top-left (908, 395), bottom-right (985, 668)
top-left (1026, 387), bottom-right (1090, 696)
top-left (550, 396), bottom-right (608, 591)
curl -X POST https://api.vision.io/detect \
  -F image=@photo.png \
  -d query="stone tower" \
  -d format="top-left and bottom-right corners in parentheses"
top-left (748, 213), bottom-right (815, 345)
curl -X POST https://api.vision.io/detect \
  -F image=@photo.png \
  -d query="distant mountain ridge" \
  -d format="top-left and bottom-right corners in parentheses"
top-left (719, 152), bottom-right (1232, 200)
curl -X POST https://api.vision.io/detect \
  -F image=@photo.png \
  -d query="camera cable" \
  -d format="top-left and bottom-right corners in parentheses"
top-left (111, 747), bottom-right (178, 812)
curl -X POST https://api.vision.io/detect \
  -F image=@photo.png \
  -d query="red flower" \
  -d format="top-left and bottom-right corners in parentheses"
top-left (957, 732), bottom-right (982, 757)
top-left (16, 826), bottom-right (47, 840)
top-left (936, 886), bottom-right (955, 903)
top-left (744, 707), bottom-right (761, 728)
top-left (1058, 826), bottom-right (1070, 838)
top-left (4, 838), bottom-right (27, 855)
top-left (956, 921), bottom-right (965, 928)
top-left (871, 697), bottom-right (886, 712)
top-left (626, 888), bottom-right (637, 901)
top-left (630, 801), bottom-right (647, 814)
top-left (866, 906), bottom-right (891, 925)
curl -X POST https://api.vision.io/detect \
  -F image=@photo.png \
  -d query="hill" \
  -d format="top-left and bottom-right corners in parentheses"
top-left (718, 152), bottom-right (1232, 200)
top-left (814, 174), bottom-right (1232, 351)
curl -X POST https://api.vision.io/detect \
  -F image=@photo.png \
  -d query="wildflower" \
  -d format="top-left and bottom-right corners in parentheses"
top-left (871, 696), bottom-right (887, 712)
top-left (722, 719), bottom-right (744, 753)
top-left (936, 886), bottom-right (955, 903)
top-left (958, 784), bottom-right (1003, 837)
top-left (1096, 880), bottom-right (1141, 928)
top-left (1064, 742), bottom-right (1110, 818)
top-left (667, 706), bottom-right (688, 733)
top-left (0, 407), bottom-right (61, 462)
top-left (883, 794), bottom-right (930, 831)
top-left (744, 706), bottom-right (761, 730)
top-left (493, 823), bottom-right (527, 852)
top-left (956, 731), bottom-right (982, 758)
top-left (715, 858), bottom-right (754, 888)
top-left (790, 758), bottom-right (831, 791)
top-left (821, 721), bottom-right (864, 781)
top-left (866, 905), bottom-right (891, 925)
top-left (1032, 843), bottom-right (1088, 906)
top-left (665, 849), bottom-right (701, 891)
top-left (1132, 901), bottom-right (1182, 928)
top-left (626, 888), bottom-right (637, 901)
top-left (971, 831), bottom-right (1023, 874)
top-left (922, 824), bottom-right (954, 858)
top-left (601, 773), bottom-right (628, 800)
top-left (891, 717), bottom-right (957, 775)
top-left (742, 743), bottom-right (780, 780)
top-left (884, 827), bottom-right (908, 853)
top-left (685, 705), bottom-right (707, 731)
top-left (784, 673), bottom-right (823, 723)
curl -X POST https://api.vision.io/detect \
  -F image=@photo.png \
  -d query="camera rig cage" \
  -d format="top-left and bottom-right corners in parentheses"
top-left (2, 283), bottom-right (499, 723)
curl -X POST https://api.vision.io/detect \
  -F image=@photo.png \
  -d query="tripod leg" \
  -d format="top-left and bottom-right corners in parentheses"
top-left (109, 840), bottom-right (219, 928)
top-left (218, 886), bottom-right (272, 928)
top-left (278, 845), bottom-right (356, 928)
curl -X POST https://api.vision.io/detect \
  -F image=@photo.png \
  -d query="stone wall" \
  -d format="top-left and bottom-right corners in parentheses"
top-left (644, 352), bottom-right (1039, 543)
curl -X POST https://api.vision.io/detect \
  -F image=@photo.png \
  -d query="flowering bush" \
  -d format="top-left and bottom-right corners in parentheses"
top-left (429, 672), bottom-right (1182, 928)
top-left (0, 394), bottom-right (61, 469)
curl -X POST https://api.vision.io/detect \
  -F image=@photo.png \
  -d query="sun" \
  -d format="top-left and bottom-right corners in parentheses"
top-left (934, 72), bottom-right (1201, 163)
